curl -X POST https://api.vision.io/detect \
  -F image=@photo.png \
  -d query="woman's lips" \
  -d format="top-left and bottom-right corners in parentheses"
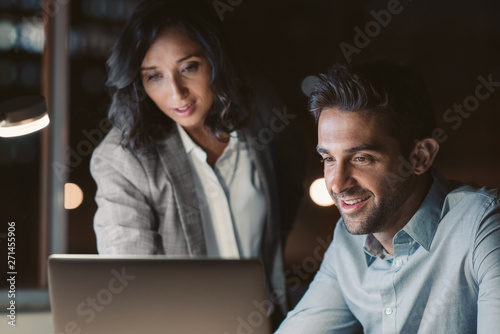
top-left (339, 195), bottom-right (370, 214)
top-left (173, 102), bottom-right (195, 116)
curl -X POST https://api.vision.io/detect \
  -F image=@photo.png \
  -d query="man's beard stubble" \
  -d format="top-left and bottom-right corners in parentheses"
top-left (334, 176), bottom-right (416, 235)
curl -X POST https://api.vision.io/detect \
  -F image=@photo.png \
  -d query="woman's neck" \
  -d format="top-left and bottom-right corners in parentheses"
top-left (185, 126), bottom-right (229, 168)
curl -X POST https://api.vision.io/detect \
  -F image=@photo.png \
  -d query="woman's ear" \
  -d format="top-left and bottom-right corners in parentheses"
top-left (410, 138), bottom-right (440, 175)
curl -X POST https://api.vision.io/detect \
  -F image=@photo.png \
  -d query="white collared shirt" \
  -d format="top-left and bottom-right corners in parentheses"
top-left (177, 124), bottom-right (266, 259)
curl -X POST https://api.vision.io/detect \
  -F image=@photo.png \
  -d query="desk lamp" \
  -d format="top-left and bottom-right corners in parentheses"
top-left (0, 95), bottom-right (49, 138)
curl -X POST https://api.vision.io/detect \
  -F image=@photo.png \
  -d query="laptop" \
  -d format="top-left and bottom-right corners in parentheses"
top-left (48, 255), bottom-right (272, 334)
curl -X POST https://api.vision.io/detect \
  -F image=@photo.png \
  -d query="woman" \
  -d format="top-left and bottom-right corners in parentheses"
top-left (90, 0), bottom-right (304, 326)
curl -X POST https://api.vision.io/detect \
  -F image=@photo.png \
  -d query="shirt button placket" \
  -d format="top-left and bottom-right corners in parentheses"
top-left (383, 306), bottom-right (397, 334)
top-left (380, 260), bottom-right (398, 333)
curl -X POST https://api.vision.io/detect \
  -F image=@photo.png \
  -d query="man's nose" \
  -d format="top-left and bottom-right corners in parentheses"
top-left (328, 163), bottom-right (356, 195)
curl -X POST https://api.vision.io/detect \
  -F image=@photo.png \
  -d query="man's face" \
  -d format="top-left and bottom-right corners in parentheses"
top-left (317, 107), bottom-right (416, 235)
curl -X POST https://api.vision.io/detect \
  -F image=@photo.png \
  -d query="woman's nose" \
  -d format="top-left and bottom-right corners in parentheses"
top-left (168, 75), bottom-right (188, 100)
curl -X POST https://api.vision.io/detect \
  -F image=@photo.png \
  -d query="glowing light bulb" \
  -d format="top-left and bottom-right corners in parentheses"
top-left (64, 183), bottom-right (84, 210)
top-left (309, 178), bottom-right (334, 207)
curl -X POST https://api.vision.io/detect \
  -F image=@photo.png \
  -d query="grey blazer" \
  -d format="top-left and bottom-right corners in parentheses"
top-left (90, 106), bottom-right (301, 314)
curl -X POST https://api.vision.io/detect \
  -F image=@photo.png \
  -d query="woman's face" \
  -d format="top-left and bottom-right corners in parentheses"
top-left (140, 26), bottom-right (214, 133)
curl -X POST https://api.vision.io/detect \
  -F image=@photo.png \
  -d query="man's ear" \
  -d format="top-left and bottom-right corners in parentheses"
top-left (410, 138), bottom-right (440, 175)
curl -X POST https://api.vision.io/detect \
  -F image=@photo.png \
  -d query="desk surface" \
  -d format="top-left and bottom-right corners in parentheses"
top-left (1, 311), bottom-right (52, 334)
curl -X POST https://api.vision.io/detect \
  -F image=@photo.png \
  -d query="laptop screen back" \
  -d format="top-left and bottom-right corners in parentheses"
top-left (48, 255), bottom-right (271, 334)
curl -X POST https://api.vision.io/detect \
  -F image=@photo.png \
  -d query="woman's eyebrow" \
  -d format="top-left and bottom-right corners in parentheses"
top-left (176, 52), bottom-right (202, 63)
top-left (140, 52), bottom-right (203, 71)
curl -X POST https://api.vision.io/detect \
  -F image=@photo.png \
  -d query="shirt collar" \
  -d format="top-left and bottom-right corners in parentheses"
top-left (363, 169), bottom-right (454, 265)
top-left (177, 123), bottom-right (196, 154)
top-left (176, 123), bottom-right (240, 157)
top-left (401, 170), bottom-right (452, 251)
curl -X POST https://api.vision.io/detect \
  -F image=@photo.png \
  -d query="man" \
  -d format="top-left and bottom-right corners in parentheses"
top-left (276, 61), bottom-right (500, 333)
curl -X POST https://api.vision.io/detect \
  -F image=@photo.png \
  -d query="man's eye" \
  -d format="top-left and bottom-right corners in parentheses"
top-left (353, 156), bottom-right (371, 163)
top-left (321, 157), bottom-right (334, 165)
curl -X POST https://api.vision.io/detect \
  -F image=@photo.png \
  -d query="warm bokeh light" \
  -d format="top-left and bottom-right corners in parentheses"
top-left (64, 183), bottom-right (84, 210)
top-left (309, 178), bottom-right (335, 207)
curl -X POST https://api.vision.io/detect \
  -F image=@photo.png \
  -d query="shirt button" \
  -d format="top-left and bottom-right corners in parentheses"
top-left (385, 307), bottom-right (393, 315)
top-left (395, 259), bottom-right (404, 267)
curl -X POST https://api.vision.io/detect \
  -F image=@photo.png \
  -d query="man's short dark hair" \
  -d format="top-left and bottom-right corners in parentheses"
top-left (309, 60), bottom-right (437, 157)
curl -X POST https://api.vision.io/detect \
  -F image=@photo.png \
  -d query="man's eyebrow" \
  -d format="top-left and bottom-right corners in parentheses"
top-left (140, 53), bottom-right (202, 71)
top-left (343, 144), bottom-right (381, 154)
top-left (316, 146), bottom-right (328, 154)
top-left (316, 144), bottom-right (381, 155)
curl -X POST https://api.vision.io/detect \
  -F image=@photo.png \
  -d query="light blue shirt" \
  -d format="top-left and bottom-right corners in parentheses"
top-left (276, 172), bottom-right (500, 333)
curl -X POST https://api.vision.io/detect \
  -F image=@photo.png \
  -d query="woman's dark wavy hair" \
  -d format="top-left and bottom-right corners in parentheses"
top-left (309, 60), bottom-right (436, 157)
top-left (106, 0), bottom-right (253, 152)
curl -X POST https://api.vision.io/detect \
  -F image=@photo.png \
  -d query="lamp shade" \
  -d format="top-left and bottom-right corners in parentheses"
top-left (0, 95), bottom-right (49, 137)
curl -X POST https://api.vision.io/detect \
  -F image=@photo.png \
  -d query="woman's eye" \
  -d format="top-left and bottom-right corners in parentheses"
top-left (146, 73), bottom-right (161, 82)
top-left (182, 63), bottom-right (199, 73)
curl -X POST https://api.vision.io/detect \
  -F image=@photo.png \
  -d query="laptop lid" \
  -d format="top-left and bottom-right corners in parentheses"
top-left (48, 255), bottom-right (271, 334)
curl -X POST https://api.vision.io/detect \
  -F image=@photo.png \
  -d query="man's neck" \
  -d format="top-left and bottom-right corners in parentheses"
top-left (374, 173), bottom-right (433, 255)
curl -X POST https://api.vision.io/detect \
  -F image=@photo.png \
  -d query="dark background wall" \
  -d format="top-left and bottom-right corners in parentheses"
top-left (1, 0), bottom-right (499, 302)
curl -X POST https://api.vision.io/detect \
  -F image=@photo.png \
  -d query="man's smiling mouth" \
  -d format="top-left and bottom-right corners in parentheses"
top-left (343, 196), bottom-right (371, 205)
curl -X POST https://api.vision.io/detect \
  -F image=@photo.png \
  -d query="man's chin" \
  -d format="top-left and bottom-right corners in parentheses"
top-left (342, 219), bottom-right (369, 235)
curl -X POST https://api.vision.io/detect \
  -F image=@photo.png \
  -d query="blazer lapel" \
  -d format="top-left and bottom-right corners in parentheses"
top-left (156, 127), bottom-right (207, 256)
